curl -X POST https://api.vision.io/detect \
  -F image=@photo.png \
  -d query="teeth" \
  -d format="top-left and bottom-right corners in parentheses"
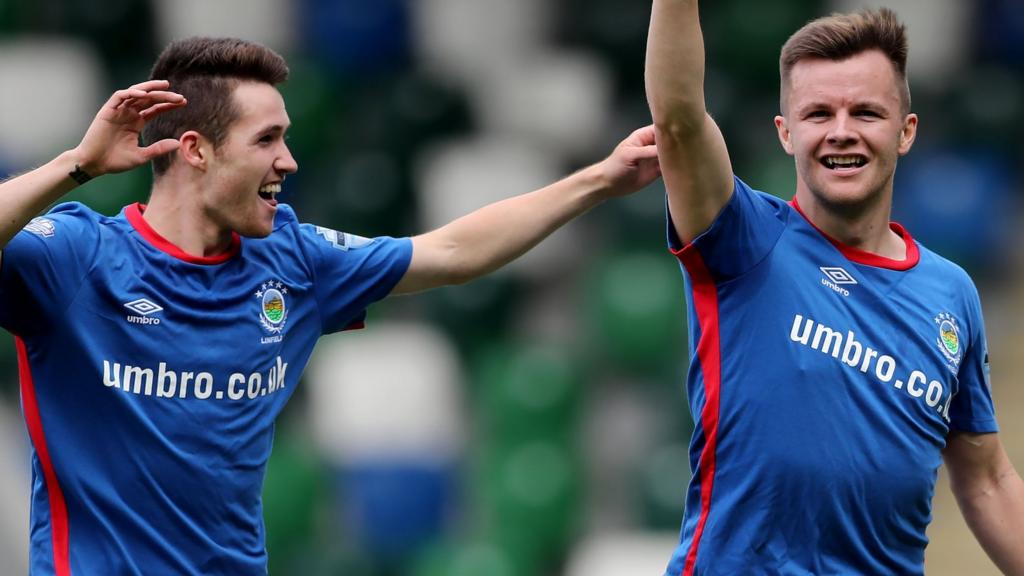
top-left (825, 156), bottom-right (865, 168)
top-left (259, 183), bottom-right (281, 195)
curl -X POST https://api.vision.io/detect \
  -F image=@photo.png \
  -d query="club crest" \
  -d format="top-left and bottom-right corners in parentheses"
top-left (934, 312), bottom-right (962, 370)
top-left (256, 280), bottom-right (289, 335)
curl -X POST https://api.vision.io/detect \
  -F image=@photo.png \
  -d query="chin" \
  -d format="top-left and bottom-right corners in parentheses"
top-left (806, 184), bottom-right (886, 218)
top-left (805, 172), bottom-right (879, 205)
top-left (817, 185), bottom-right (871, 204)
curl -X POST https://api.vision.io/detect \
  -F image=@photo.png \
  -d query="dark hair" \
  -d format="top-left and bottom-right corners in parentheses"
top-left (142, 37), bottom-right (289, 175)
top-left (779, 8), bottom-right (910, 114)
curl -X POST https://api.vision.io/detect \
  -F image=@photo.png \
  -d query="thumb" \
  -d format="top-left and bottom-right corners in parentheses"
top-left (632, 143), bottom-right (659, 160)
top-left (621, 143), bottom-right (659, 164)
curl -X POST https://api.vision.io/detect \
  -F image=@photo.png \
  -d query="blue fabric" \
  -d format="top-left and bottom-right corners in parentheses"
top-left (1, 202), bottom-right (412, 575)
top-left (664, 177), bottom-right (997, 576)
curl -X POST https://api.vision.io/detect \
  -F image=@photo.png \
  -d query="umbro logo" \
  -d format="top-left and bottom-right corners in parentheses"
top-left (819, 266), bottom-right (857, 297)
top-left (124, 298), bottom-right (163, 325)
top-left (819, 267), bottom-right (858, 285)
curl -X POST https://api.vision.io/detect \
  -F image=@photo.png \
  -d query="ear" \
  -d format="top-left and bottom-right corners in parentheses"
top-left (179, 130), bottom-right (210, 170)
top-left (898, 113), bottom-right (918, 156)
top-left (774, 115), bottom-right (794, 156)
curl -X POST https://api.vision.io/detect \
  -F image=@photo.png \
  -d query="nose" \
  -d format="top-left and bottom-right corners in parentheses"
top-left (826, 111), bottom-right (858, 147)
top-left (276, 144), bottom-right (299, 175)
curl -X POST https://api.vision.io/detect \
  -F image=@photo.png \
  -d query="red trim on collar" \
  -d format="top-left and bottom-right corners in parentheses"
top-left (789, 197), bottom-right (919, 271)
top-left (125, 203), bottom-right (240, 265)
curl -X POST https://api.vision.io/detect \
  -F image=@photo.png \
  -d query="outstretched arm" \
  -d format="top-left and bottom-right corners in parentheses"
top-left (390, 125), bottom-right (660, 295)
top-left (944, 431), bottom-right (1024, 574)
top-left (0, 80), bottom-right (185, 249)
top-left (646, 0), bottom-right (733, 243)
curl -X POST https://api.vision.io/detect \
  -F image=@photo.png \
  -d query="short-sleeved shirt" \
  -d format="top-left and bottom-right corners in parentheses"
top-left (664, 177), bottom-right (997, 576)
top-left (1, 202), bottom-right (412, 575)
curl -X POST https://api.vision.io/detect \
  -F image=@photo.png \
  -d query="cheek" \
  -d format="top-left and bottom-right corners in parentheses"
top-left (785, 129), bottom-right (815, 154)
top-left (791, 137), bottom-right (818, 163)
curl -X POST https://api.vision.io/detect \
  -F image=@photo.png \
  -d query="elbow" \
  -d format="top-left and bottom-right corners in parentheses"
top-left (647, 86), bottom-right (706, 129)
top-left (437, 246), bottom-right (480, 287)
top-left (446, 267), bottom-right (476, 287)
top-left (444, 254), bottom-right (503, 287)
top-left (416, 233), bottom-right (499, 287)
top-left (652, 112), bottom-right (707, 146)
top-left (648, 97), bottom-right (708, 141)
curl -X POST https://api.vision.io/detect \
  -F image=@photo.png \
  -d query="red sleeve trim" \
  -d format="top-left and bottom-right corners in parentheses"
top-left (17, 338), bottom-right (72, 576)
top-left (672, 245), bottom-right (722, 576)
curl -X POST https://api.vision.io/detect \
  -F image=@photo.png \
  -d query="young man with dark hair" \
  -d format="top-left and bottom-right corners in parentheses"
top-left (0, 37), bottom-right (660, 574)
top-left (646, 4), bottom-right (1024, 575)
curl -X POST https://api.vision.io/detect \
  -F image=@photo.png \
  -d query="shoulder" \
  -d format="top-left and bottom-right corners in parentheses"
top-left (263, 203), bottom-right (410, 256)
top-left (736, 176), bottom-right (788, 205)
top-left (248, 203), bottom-right (302, 248)
top-left (272, 203), bottom-right (299, 230)
top-left (731, 176), bottom-right (795, 221)
top-left (912, 243), bottom-right (985, 328)
top-left (915, 243), bottom-right (976, 289)
top-left (44, 201), bottom-right (104, 224)
top-left (19, 201), bottom-right (107, 241)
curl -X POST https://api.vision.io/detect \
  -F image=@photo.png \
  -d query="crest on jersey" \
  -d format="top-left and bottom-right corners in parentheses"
top-left (256, 280), bottom-right (289, 335)
top-left (934, 312), bottom-right (963, 370)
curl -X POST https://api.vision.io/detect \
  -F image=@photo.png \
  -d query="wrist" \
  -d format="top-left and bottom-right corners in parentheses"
top-left (574, 161), bottom-right (615, 206)
top-left (62, 149), bottom-right (100, 185)
top-left (68, 164), bottom-right (93, 185)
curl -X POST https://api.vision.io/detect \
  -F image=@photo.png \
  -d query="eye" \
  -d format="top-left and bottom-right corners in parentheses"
top-left (804, 110), bottom-right (830, 121)
top-left (257, 134), bottom-right (274, 144)
top-left (853, 110), bottom-right (882, 119)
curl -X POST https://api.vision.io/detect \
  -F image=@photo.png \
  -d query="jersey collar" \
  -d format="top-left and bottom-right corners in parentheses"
top-left (788, 197), bottom-right (919, 271)
top-left (125, 203), bottom-right (240, 265)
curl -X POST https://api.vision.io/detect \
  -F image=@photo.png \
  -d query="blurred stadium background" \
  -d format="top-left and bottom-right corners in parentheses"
top-left (0, 0), bottom-right (1022, 574)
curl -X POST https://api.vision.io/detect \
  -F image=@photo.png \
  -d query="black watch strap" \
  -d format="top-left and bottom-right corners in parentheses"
top-left (68, 164), bottom-right (93, 185)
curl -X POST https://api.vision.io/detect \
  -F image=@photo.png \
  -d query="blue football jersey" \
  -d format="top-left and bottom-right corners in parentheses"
top-left (664, 178), bottom-right (997, 576)
top-left (0, 202), bottom-right (412, 575)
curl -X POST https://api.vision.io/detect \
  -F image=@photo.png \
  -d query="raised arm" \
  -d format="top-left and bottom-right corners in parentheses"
top-left (0, 80), bottom-right (185, 249)
top-left (391, 126), bottom-right (660, 295)
top-left (944, 431), bottom-right (1024, 574)
top-left (646, 0), bottom-right (734, 243)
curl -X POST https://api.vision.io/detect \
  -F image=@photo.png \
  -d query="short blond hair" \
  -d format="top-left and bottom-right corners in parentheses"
top-left (779, 8), bottom-right (910, 115)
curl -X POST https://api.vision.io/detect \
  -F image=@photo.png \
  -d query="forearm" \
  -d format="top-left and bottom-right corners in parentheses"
top-left (399, 164), bottom-right (610, 293)
top-left (436, 164), bottom-right (609, 280)
top-left (646, 0), bottom-right (707, 131)
top-left (953, 466), bottom-right (1024, 574)
top-left (0, 150), bottom-right (82, 248)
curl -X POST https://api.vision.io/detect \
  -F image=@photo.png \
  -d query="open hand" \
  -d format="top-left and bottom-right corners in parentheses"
top-left (598, 124), bottom-right (661, 198)
top-left (72, 80), bottom-right (186, 177)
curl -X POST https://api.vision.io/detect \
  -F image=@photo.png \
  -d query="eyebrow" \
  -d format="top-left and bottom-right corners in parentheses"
top-left (795, 100), bottom-right (890, 115)
top-left (255, 124), bottom-right (290, 138)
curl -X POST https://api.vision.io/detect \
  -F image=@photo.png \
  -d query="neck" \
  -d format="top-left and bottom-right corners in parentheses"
top-left (145, 176), bottom-right (234, 257)
top-left (793, 185), bottom-right (905, 260)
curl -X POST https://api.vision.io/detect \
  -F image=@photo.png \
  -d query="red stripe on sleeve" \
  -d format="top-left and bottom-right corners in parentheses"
top-left (671, 245), bottom-right (722, 576)
top-left (17, 338), bottom-right (72, 576)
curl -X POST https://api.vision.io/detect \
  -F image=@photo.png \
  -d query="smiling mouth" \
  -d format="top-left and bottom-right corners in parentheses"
top-left (821, 155), bottom-right (868, 170)
top-left (258, 183), bottom-right (281, 204)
